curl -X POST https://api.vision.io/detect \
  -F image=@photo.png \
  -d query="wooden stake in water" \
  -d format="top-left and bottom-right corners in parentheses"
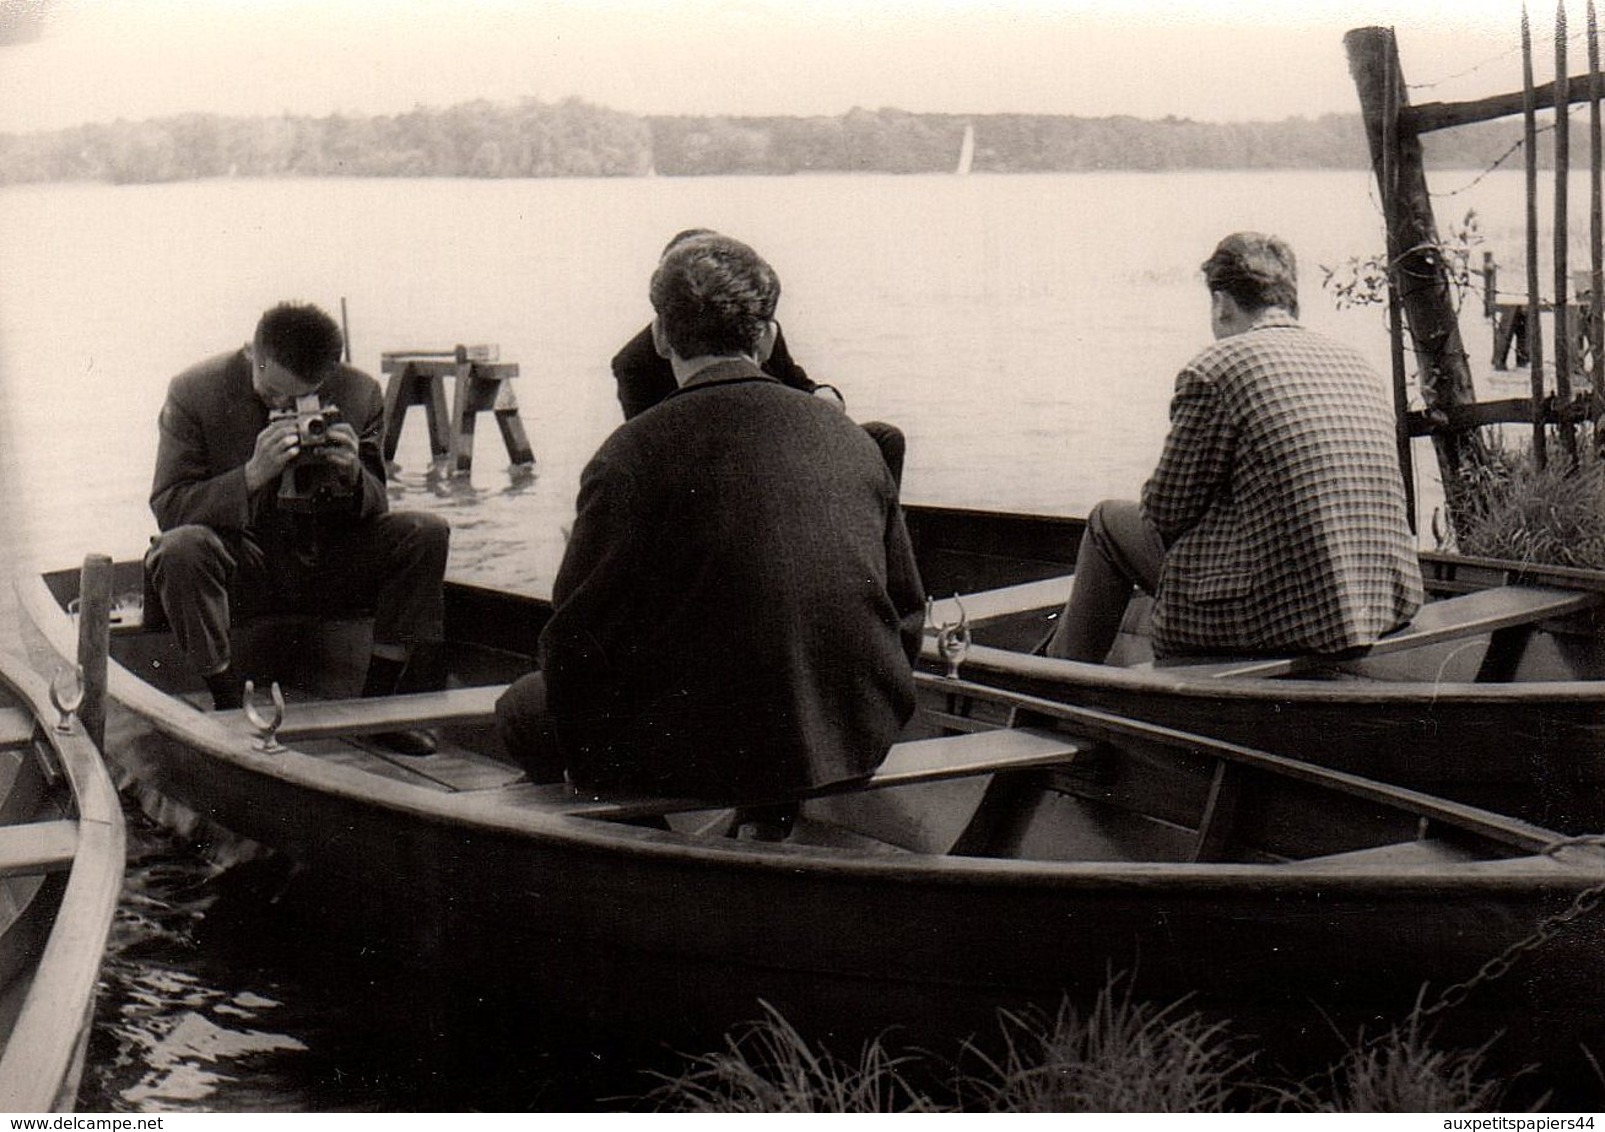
top-left (1556, 0), bottom-right (1579, 463)
top-left (1593, 0), bottom-right (1605, 451)
top-left (1526, 4), bottom-right (1550, 470)
top-left (75, 553), bottom-right (113, 752)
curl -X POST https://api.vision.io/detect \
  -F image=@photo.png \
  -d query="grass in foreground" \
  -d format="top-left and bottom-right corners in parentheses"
top-left (642, 1001), bottom-right (946, 1113)
top-left (643, 982), bottom-right (1525, 1113)
top-left (1279, 1014), bottom-right (1518, 1113)
top-left (953, 979), bottom-right (1249, 1112)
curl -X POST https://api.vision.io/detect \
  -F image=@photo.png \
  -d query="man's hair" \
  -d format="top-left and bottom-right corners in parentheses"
top-left (661, 227), bottom-right (718, 257)
top-left (254, 302), bottom-right (344, 380)
top-left (649, 234), bottom-right (780, 360)
top-left (1201, 231), bottom-right (1299, 317)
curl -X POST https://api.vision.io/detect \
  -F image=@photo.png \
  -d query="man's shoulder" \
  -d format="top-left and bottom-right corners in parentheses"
top-left (1192, 323), bottom-right (1370, 377)
top-left (611, 324), bottom-right (658, 373)
top-left (165, 350), bottom-right (245, 408)
top-left (170, 349), bottom-right (240, 386)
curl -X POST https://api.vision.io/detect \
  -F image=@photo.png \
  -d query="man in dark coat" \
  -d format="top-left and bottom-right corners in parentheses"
top-left (146, 302), bottom-right (450, 754)
top-left (497, 234), bottom-right (925, 805)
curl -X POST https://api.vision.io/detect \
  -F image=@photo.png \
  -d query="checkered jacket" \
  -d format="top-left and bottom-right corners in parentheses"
top-left (1142, 314), bottom-right (1423, 657)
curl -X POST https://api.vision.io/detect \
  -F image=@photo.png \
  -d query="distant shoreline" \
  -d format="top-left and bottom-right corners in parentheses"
top-left (0, 98), bottom-right (1552, 187)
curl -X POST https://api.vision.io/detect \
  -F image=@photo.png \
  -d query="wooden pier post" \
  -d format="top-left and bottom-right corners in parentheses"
top-left (1525, 6), bottom-right (1550, 471)
top-left (76, 554), bottom-right (113, 751)
top-left (1554, 2), bottom-right (1579, 465)
top-left (1346, 26), bottom-right (1489, 531)
top-left (381, 346), bottom-right (534, 476)
top-left (447, 345), bottom-right (534, 476)
top-left (1593, 0), bottom-right (1605, 451)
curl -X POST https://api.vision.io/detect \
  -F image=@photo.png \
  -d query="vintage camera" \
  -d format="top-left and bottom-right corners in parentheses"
top-left (271, 394), bottom-right (353, 513)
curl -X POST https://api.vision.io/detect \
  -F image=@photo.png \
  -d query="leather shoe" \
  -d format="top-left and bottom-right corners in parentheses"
top-left (370, 729), bottom-right (439, 758)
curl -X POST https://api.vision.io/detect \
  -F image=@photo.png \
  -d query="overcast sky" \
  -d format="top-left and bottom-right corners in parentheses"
top-left (0, 0), bottom-right (1550, 133)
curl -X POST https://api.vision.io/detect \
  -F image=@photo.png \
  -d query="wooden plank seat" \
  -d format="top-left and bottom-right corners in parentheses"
top-left (926, 575), bottom-right (1073, 630)
top-left (236, 684), bottom-right (507, 741)
top-left (556, 726), bottom-right (1088, 823)
top-left (221, 687), bottom-right (1086, 827)
top-left (1283, 838), bottom-right (1479, 870)
top-left (0, 709), bottom-right (35, 750)
top-left (0, 820), bottom-right (77, 878)
top-left (1157, 584), bottom-right (1605, 680)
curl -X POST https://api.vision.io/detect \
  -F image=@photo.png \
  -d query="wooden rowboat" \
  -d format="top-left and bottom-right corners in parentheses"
top-left (907, 505), bottom-right (1605, 835)
top-left (0, 646), bottom-right (124, 1113)
top-left (15, 544), bottom-right (1605, 1099)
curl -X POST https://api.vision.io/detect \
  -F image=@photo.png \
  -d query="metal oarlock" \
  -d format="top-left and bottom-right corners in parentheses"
top-left (50, 664), bottom-right (85, 733)
top-left (243, 680), bottom-right (287, 753)
top-left (928, 594), bottom-right (972, 680)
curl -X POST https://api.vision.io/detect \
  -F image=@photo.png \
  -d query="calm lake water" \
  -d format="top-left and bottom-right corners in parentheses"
top-left (0, 169), bottom-right (1565, 1110)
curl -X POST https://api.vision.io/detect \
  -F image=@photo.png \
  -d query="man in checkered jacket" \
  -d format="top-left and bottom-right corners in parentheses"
top-left (1047, 231), bottom-right (1423, 663)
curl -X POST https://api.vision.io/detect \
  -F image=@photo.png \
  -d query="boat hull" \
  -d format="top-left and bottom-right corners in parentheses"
top-left (87, 709), bottom-right (1605, 1090)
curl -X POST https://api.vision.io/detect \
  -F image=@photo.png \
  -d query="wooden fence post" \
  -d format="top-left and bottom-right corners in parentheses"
top-left (1347, 25), bottom-right (1491, 539)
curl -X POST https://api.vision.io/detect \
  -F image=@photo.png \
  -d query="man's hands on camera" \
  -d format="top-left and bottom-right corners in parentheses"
top-left (245, 415), bottom-right (303, 493)
top-left (245, 417), bottom-right (363, 492)
top-left (322, 422), bottom-right (363, 485)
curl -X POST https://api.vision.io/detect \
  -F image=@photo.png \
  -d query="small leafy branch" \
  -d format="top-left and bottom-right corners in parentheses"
top-left (1320, 210), bottom-right (1484, 313)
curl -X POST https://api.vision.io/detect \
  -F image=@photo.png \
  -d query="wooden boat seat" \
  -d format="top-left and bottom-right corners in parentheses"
top-left (0, 709), bottom-right (35, 750)
top-left (556, 726), bottom-right (1088, 822)
top-left (1283, 837), bottom-right (1480, 870)
top-left (1155, 584), bottom-right (1604, 680)
top-left (926, 575), bottom-right (1073, 629)
top-left (257, 684), bottom-right (506, 741)
top-left (0, 820), bottom-right (77, 877)
top-left (226, 689), bottom-right (1087, 842)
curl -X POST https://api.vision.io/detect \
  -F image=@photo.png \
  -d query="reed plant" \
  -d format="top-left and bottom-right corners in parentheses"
top-left (1451, 431), bottom-right (1605, 570)
top-left (642, 1001), bottom-right (947, 1113)
top-left (1284, 1015), bottom-right (1514, 1113)
top-left (644, 979), bottom-right (1534, 1112)
top-left (953, 979), bottom-right (1251, 1112)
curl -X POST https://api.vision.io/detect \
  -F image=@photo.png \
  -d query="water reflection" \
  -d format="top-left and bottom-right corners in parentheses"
top-left (82, 807), bottom-right (664, 1112)
top-left (83, 815), bottom-right (324, 1111)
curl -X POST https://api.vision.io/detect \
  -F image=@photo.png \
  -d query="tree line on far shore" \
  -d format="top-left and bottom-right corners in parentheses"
top-left (0, 97), bottom-right (1550, 185)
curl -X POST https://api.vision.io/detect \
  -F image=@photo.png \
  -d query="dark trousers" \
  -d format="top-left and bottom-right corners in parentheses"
top-left (1045, 499), bottom-right (1164, 663)
top-left (145, 511), bottom-right (450, 676)
top-left (861, 421), bottom-right (907, 486)
top-left (494, 671), bottom-right (567, 784)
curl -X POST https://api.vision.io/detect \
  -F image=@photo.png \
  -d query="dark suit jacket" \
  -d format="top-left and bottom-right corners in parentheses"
top-left (150, 348), bottom-right (389, 538)
top-left (540, 359), bottom-right (924, 800)
top-left (609, 322), bottom-right (816, 420)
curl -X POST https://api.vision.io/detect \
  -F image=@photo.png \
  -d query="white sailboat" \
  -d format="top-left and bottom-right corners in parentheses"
top-left (956, 123), bottom-right (975, 175)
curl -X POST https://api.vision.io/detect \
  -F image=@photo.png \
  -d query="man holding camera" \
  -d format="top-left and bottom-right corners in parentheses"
top-left (145, 302), bottom-right (450, 755)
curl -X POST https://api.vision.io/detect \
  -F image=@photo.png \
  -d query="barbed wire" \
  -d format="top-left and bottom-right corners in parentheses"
top-left (1407, 42), bottom-right (1528, 93)
top-left (1432, 130), bottom-right (1543, 197)
top-left (1406, 26), bottom-right (1598, 95)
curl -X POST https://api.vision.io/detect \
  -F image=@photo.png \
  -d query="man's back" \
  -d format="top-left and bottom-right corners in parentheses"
top-left (1144, 318), bottom-right (1422, 656)
top-left (540, 361), bottom-right (924, 800)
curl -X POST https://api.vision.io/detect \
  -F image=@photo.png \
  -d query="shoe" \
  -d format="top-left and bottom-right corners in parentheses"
top-left (369, 729), bottom-right (438, 757)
